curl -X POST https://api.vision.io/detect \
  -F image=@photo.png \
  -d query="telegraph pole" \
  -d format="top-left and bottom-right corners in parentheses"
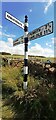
top-left (23, 15), bottom-right (28, 89)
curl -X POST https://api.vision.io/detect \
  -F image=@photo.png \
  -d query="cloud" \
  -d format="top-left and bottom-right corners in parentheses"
top-left (49, 45), bottom-right (52, 47)
top-left (0, 31), bottom-right (15, 38)
top-left (13, 44), bottom-right (24, 55)
top-left (0, 25), bottom-right (2, 29)
top-left (51, 37), bottom-right (56, 44)
top-left (0, 39), bottom-right (54, 57)
top-left (28, 41), bottom-right (31, 45)
top-left (46, 42), bottom-right (52, 47)
top-left (0, 31), bottom-right (2, 36)
top-left (7, 38), bottom-right (13, 47)
top-left (29, 9), bottom-right (32, 13)
top-left (0, 39), bottom-right (24, 55)
top-left (3, 33), bottom-right (16, 38)
top-left (46, 43), bottom-right (48, 46)
top-left (44, 0), bottom-right (52, 14)
top-left (0, 40), bottom-right (12, 54)
top-left (44, 47), bottom-right (54, 57)
top-left (29, 43), bottom-right (54, 57)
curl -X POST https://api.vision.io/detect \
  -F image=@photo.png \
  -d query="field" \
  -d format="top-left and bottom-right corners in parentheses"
top-left (0, 55), bottom-right (56, 120)
top-left (0, 54), bottom-right (56, 61)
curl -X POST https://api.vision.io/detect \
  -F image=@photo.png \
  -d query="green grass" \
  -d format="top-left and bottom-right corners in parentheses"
top-left (1, 61), bottom-right (56, 119)
top-left (0, 54), bottom-right (24, 59)
top-left (2, 64), bottom-right (40, 119)
top-left (1, 54), bottom-right (56, 63)
top-left (2, 65), bottom-right (23, 119)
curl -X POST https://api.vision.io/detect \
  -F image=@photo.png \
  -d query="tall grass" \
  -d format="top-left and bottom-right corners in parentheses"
top-left (2, 62), bottom-right (56, 119)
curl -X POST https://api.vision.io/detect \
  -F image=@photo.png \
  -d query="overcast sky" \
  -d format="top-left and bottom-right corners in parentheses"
top-left (0, 0), bottom-right (56, 57)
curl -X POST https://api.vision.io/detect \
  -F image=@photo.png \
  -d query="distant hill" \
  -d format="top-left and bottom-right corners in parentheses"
top-left (0, 52), bottom-right (11, 55)
top-left (0, 52), bottom-right (46, 58)
top-left (13, 54), bottom-right (23, 56)
top-left (28, 55), bottom-right (46, 58)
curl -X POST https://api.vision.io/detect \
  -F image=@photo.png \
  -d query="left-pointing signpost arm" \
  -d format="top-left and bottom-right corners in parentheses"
top-left (5, 12), bottom-right (24, 29)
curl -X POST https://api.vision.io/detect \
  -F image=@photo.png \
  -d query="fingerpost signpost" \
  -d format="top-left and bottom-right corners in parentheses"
top-left (5, 12), bottom-right (53, 90)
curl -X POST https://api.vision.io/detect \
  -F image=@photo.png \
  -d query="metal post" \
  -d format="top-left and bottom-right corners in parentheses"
top-left (23, 15), bottom-right (28, 90)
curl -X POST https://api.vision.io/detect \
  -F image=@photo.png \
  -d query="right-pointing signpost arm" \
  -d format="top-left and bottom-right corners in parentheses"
top-left (23, 15), bottom-right (28, 90)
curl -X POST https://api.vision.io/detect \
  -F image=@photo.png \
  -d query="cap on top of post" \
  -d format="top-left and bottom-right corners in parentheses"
top-left (25, 15), bottom-right (28, 18)
top-left (25, 15), bottom-right (28, 22)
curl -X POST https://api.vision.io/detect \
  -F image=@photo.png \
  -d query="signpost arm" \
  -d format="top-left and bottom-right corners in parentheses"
top-left (23, 15), bottom-right (28, 90)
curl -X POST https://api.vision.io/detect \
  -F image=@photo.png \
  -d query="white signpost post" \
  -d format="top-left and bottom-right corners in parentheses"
top-left (5, 12), bottom-right (53, 90)
top-left (5, 12), bottom-right (28, 90)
